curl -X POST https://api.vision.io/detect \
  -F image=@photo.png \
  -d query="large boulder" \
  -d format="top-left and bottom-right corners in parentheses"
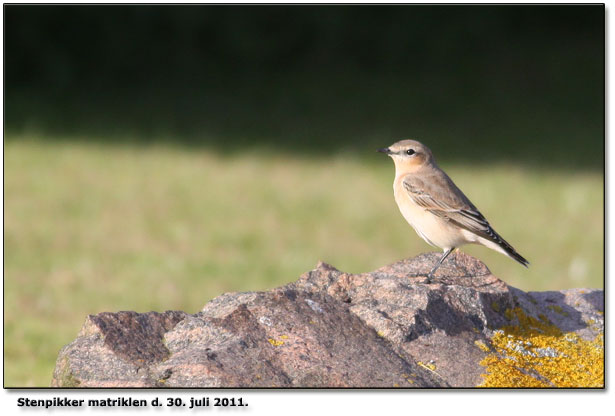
top-left (52, 252), bottom-right (604, 387)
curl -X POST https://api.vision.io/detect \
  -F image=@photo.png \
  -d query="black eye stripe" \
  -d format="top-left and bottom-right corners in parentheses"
top-left (406, 149), bottom-right (415, 155)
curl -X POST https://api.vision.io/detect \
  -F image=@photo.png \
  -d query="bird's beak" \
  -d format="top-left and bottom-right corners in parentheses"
top-left (377, 147), bottom-right (391, 154)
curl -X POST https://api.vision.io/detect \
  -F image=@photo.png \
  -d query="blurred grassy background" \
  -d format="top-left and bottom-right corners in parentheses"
top-left (4, 5), bottom-right (603, 386)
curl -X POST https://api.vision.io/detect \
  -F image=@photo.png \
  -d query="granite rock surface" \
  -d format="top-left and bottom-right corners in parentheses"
top-left (52, 252), bottom-right (604, 387)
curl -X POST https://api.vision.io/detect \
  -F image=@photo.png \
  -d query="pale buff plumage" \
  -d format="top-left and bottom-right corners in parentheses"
top-left (378, 139), bottom-right (528, 279)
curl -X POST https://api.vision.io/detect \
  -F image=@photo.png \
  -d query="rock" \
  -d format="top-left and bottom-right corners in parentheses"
top-left (52, 252), bottom-right (604, 388)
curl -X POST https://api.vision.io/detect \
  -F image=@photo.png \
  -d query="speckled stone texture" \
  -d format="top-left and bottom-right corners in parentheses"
top-left (52, 252), bottom-right (603, 387)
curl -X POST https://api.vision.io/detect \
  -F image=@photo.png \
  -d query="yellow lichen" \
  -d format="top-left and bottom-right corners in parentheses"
top-left (474, 340), bottom-right (491, 352)
top-left (472, 327), bottom-right (480, 334)
top-left (418, 361), bottom-right (436, 371)
top-left (377, 331), bottom-right (385, 337)
top-left (504, 308), bottom-right (514, 321)
top-left (280, 335), bottom-right (289, 340)
top-left (491, 302), bottom-right (501, 313)
top-left (478, 308), bottom-right (603, 387)
top-left (267, 338), bottom-right (284, 347)
top-left (400, 372), bottom-right (415, 385)
top-left (547, 305), bottom-right (569, 317)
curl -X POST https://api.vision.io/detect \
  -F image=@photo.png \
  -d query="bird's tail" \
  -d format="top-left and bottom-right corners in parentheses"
top-left (482, 227), bottom-right (530, 268)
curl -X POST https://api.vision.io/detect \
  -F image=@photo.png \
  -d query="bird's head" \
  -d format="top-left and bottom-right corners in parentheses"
top-left (377, 139), bottom-right (434, 172)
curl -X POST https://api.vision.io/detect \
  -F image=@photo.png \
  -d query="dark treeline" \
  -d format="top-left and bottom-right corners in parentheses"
top-left (4, 5), bottom-right (604, 168)
top-left (5, 6), bottom-right (602, 89)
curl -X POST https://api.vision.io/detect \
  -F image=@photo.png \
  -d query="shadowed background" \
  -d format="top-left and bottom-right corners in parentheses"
top-left (4, 5), bottom-right (603, 386)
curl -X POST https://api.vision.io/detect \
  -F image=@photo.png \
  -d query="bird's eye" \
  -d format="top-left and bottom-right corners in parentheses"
top-left (406, 149), bottom-right (415, 155)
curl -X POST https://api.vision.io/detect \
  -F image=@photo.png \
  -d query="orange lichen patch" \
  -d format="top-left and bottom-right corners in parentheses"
top-left (479, 308), bottom-right (603, 388)
top-left (474, 340), bottom-right (491, 352)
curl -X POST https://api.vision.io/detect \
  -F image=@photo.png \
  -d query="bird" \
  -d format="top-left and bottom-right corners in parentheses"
top-left (378, 139), bottom-right (528, 281)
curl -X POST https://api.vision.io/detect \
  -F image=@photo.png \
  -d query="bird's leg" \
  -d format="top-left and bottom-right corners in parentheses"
top-left (427, 247), bottom-right (455, 282)
top-left (453, 247), bottom-right (460, 266)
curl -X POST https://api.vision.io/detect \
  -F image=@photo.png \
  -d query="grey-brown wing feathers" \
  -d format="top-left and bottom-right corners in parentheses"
top-left (402, 173), bottom-right (529, 267)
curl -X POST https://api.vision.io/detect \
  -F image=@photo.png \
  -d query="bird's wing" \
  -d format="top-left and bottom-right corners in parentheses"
top-left (402, 172), bottom-right (530, 267)
top-left (401, 172), bottom-right (492, 237)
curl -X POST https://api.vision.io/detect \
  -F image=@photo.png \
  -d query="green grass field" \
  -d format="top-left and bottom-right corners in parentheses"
top-left (4, 137), bottom-right (603, 387)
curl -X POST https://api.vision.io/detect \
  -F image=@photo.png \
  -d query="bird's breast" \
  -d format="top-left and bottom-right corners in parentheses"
top-left (393, 176), bottom-right (468, 250)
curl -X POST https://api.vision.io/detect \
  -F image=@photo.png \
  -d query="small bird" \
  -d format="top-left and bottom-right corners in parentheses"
top-left (378, 139), bottom-right (528, 280)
